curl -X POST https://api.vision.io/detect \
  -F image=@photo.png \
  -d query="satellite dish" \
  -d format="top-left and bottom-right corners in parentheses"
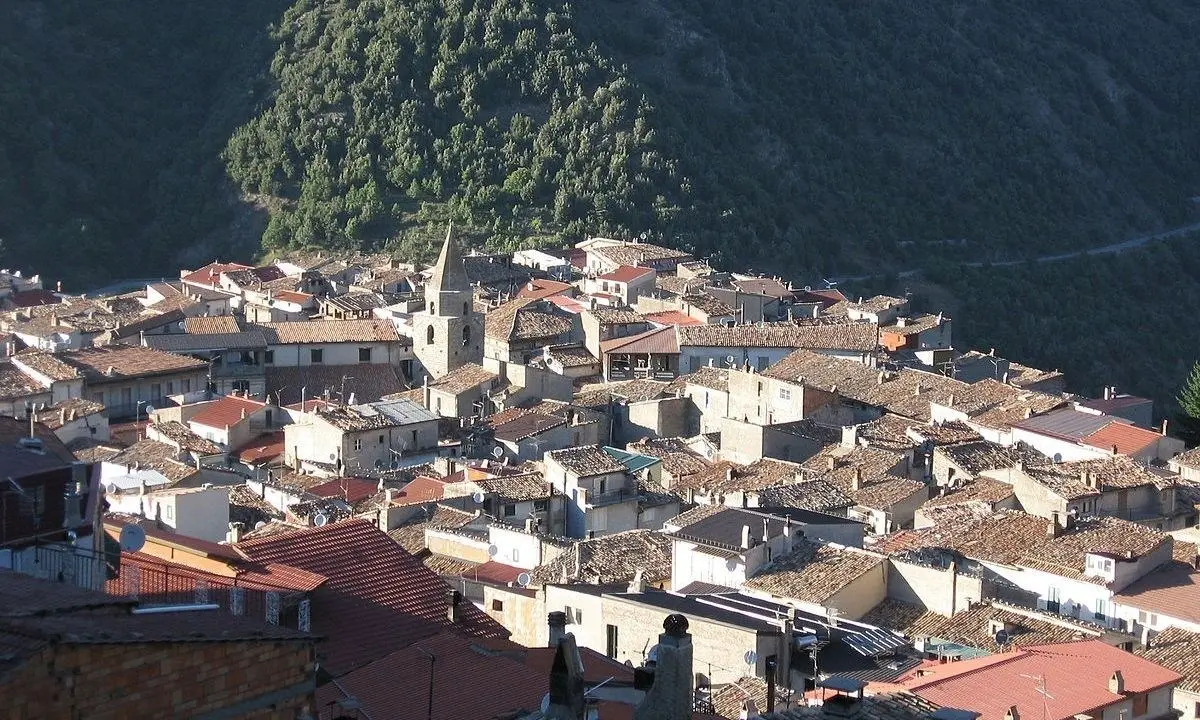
top-left (329, 453), bottom-right (337, 461)
top-left (994, 630), bottom-right (1011, 646)
top-left (254, 521), bottom-right (267, 530)
top-left (517, 572), bottom-right (532, 587)
top-left (1052, 453), bottom-right (1062, 464)
top-left (726, 355), bottom-right (736, 365)
top-left (539, 694), bottom-right (550, 714)
top-left (487, 544), bottom-right (499, 558)
top-left (144, 405), bottom-right (155, 415)
top-left (119, 525), bottom-right (146, 553)
top-left (472, 491), bottom-right (486, 504)
top-left (492, 446), bottom-right (504, 459)
top-left (743, 650), bottom-right (758, 666)
top-left (313, 513), bottom-right (329, 527)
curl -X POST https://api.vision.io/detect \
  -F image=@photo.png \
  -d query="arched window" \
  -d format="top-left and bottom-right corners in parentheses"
top-left (463, 301), bottom-right (469, 315)
top-left (428, 302), bottom-right (435, 314)
top-left (462, 325), bottom-right (471, 346)
top-left (426, 326), bottom-right (435, 345)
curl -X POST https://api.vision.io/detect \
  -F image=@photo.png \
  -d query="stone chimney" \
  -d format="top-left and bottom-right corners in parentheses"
top-left (628, 568), bottom-right (647, 593)
top-left (741, 524), bottom-right (751, 550)
top-left (851, 468), bottom-right (863, 492)
top-left (827, 456), bottom-right (838, 472)
top-left (228, 521), bottom-right (244, 544)
top-left (548, 611), bottom-right (568, 647)
top-left (1108, 670), bottom-right (1124, 695)
top-left (545, 633), bottom-right (586, 720)
top-left (447, 588), bottom-right (464, 623)
top-left (634, 615), bottom-right (694, 720)
top-left (1048, 512), bottom-right (1062, 538)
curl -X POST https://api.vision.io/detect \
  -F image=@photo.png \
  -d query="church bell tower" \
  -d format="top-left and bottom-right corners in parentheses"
top-left (412, 225), bottom-right (483, 380)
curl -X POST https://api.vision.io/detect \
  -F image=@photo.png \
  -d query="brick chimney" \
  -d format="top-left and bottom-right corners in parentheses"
top-left (1108, 670), bottom-right (1124, 694)
top-left (851, 468), bottom-right (864, 491)
top-left (634, 615), bottom-right (693, 720)
top-left (446, 588), bottom-right (464, 623)
top-left (548, 611), bottom-right (568, 647)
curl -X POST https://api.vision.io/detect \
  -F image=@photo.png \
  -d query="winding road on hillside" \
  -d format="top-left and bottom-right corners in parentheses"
top-left (830, 220), bottom-right (1200, 284)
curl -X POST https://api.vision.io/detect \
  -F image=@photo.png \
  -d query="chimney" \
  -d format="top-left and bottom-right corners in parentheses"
top-left (827, 457), bottom-right (838, 472)
top-left (546, 633), bottom-right (586, 720)
top-left (633, 615), bottom-right (693, 720)
top-left (548, 611), bottom-right (568, 647)
top-left (1103, 386), bottom-right (1112, 401)
top-left (228, 521), bottom-right (244, 543)
top-left (1006, 707), bottom-right (1019, 720)
top-left (877, 371), bottom-right (886, 385)
top-left (726, 466), bottom-right (734, 483)
top-left (1108, 670), bottom-right (1124, 695)
top-left (447, 588), bottom-right (464, 623)
top-left (741, 524), bottom-right (752, 549)
top-left (1048, 512), bottom-right (1062, 537)
top-left (384, 488), bottom-right (394, 505)
top-left (739, 700), bottom-right (759, 720)
top-left (525, 517), bottom-right (537, 534)
top-left (1110, 444), bottom-right (1119, 456)
top-left (1162, 419), bottom-right (1169, 436)
top-left (628, 568), bottom-right (647, 593)
top-left (851, 468), bottom-right (864, 491)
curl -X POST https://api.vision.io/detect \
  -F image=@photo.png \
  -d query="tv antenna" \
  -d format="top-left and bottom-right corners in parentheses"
top-left (1020, 673), bottom-right (1053, 720)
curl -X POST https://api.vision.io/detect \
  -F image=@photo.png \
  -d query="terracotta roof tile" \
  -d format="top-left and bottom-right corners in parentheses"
top-left (678, 322), bottom-right (877, 351)
top-left (182, 316), bottom-right (242, 334)
top-left (56, 345), bottom-right (207, 380)
top-left (1113, 561), bottom-right (1200, 627)
top-left (598, 265), bottom-right (655, 283)
top-left (237, 519), bottom-right (508, 674)
top-left (546, 445), bottom-right (627, 477)
top-left (530, 529), bottom-right (672, 584)
top-left (1081, 423), bottom-right (1164, 456)
top-left (744, 539), bottom-right (886, 604)
top-left (188, 395), bottom-right (268, 430)
top-left (254, 319), bottom-right (400, 344)
top-left (1137, 626), bottom-right (1200, 693)
top-left (429, 362), bottom-right (498, 395)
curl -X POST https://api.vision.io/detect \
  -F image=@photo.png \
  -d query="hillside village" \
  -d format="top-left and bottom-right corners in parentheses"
top-left (4, 231), bottom-right (1200, 719)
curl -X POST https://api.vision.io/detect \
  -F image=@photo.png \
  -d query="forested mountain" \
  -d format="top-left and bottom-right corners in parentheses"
top-left (2, 0), bottom-right (1198, 284)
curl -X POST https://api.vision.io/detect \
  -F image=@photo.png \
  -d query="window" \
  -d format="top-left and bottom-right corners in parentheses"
top-left (426, 326), bottom-right (435, 345)
top-left (1194, 702), bottom-right (1200, 719)
top-left (779, 387), bottom-right (791, 400)
top-left (491, 599), bottom-right (504, 612)
top-left (359, 347), bottom-right (372, 362)
top-left (704, 392), bottom-right (709, 408)
top-left (503, 504), bottom-right (516, 517)
top-left (606, 624), bottom-right (619, 659)
top-left (354, 438), bottom-right (362, 451)
top-left (151, 383), bottom-right (161, 398)
top-left (512, 548), bottom-right (520, 563)
top-left (165, 381), bottom-right (174, 395)
top-left (534, 499), bottom-right (549, 511)
top-left (429, 302), bottom-right (435, 314)
top-left (565, 606), bottom-right (582, 624)
top-left (462, 325), bottom-right (471, 346)
top-left (1046, 586), bottom-right (1061, 613)
top-left (598, 478), bottom-right (607, 494)
top-left (378, 434), bottom-right (385, 444)
top-left (757, 381), bottom-right (763, 396)
top-left (1094, 598), bottom-right (1107, 621)
top-left (183, 379), bottom-right (191, 393)
top-left (310, 348), bottom-right (324, 364)
top-left (757, 356), bottom-right (769, 371)
top-left (164, 504), bottom-right (173, 521)
top-left (411, 429), bottom-right (418, 445)
top-left (264, 350), bottom-right (274, 365)
top-left (463, 301), bottom-right (469, 315)
top-left (1132, 693), bottom-right (1148, 717)
top-left (232, 380), bottom-right (250, 393)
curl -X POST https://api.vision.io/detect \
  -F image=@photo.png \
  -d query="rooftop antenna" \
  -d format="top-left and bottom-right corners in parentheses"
top-left (1020, 673), bottom-right (1053, 720)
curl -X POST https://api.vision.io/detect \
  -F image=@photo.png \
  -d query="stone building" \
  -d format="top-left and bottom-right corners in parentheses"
top-left (412, 226), bottom-right (484, 380)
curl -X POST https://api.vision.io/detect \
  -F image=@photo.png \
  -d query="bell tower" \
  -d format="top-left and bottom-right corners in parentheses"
top-left (412, 224), bottom-right (483, 379)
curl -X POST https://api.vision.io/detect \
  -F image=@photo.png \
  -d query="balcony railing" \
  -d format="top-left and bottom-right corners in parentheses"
top-left (608, 367), bottom-right (677, 381)
top-left (585, 486), bottom-right (638, 507)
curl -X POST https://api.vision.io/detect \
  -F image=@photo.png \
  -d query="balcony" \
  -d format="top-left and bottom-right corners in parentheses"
top-left (584, 485), bottom-right (638, 508)
top-left (606, 367), bottom-right (677, 381)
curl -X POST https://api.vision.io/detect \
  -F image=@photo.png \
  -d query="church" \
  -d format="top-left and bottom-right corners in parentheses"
top-left (412, 225), bottom-right (484, 380)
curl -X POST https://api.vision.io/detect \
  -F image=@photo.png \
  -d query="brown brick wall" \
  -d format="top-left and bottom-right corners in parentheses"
top-left (5, 639), bottom-right (314, 720)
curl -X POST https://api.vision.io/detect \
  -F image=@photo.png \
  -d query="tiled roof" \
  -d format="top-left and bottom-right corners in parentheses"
top-left (188, 395), bottom-right (267, 430)
top-left (584, 306), bottom-right (646, 324)
top-left (1013, 408), bottom-right (1115, 440)
top-left (315, 631), bottom-right (550, 720)
top-left (800, 444), bottom-right (924, 510)
top-left (148, 420), bottom-right (223, 455)
top-left (0, 361), bottom-right (45, 400)
top-left (234, 431), bottom-right (285, 466)
top-left (754, 479), bottom-right (855, 513)
top-left (103, 439), bottom-right (198, 482)
top-left (1020, 456), bottom-right (1163, 501)
top-left (853, 414), bottom-right (919, 453)
top-left (143, 330), bottom-right (267, 353)
top-left (546, 445), bottom-right (627, 477)
top-left (1113, 560), bottom-right (1200, 627)
top-left (591, 242), bottom-right (691, 266)
top-left (879, 510), bottom-right (1169, 584)
top-left (879, 313), bottom-right (947, 337)
top-left (182, 315), bottom-right (241, 334)
top-left (762, 692), bottom-right (937, 720)
top-left (904, 640), bottom-right (1181, 720)
top-left (744, 539), bottom-right (886, 604)
top-left (181, 262), bottom-right (252, 287)
top-left (936, 441), bottom-right (1024, 475)
top-left (314, 399), bottom-right (436, 431)
top-left (664, 503), bottom-right (728, 530)
top-left (237, 519), bottom-right (507, 674)
top-left (599, 325), bottom-right (679, 355)
top-left (578, 378), bottom-right (670, 404)
top-left (34, 398), bottom-right (105, 429)
top-left (57, 345), bottom-right (207, 380)
top-left (847, 295), bottom-right (908, 314)
top-left (515, 278), bottom-right (573, 300)
top-left (11, 351), bottom-right (82, 381)
top-left (254, 319), bottom-right (400, 344)
top-left (1171, 446), bottom-right (1200, 471)
top-left (923, 477), bottom-right (1015, 509)
top-left (677, 322), bottom-right (876, 351)
top-left (1137, 626), bottom-right (1200, 693)
top-left (711, 676), bottom-right (771, 720)
top-left (1005, 361), bottom-right (1065, 389)
top-left (429, 362), bottom-right (497, 395)
top-left (530, 529), bottom-right (672, 584)
top-left (266, 364), bottom-right (406, 406)
top-left (0, 569), bottom-right (136, 616)
top-left (463, 472), bottom-right (553, 502)
top-left (732, 277), bottom-right (794, 300)
top-left (1081, 422), bottom-right (1164, 456)
top-left (863, 599), bottom-right (1107, 654)
top-left (491, 412), bottom-right (567, 442)
top-left (669, 365), bottom-right (730, 393)
top-left (387, 504), bottom-right (477, 554)
top-left (598, 265), bottom-right (654, 283)
top-left (228, 484), bottom-right (284, 528)
top-left (387, 476), bottom-right (449, 507)
top-left (643, 309), bottom-right (705, 326)
top-left (693, 458), bottom-right (804, 494)
top-left (679, 293), bottom-right (736, 317)
top-left (909, 421), bottom-right (981, 446)
top-left (543, 344), bottom-right (599, 368)
top-left (484, 297), bottom-right (572, 342)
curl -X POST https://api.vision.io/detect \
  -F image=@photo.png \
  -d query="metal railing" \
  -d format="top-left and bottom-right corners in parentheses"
top-left (5, 542), bottom-right (108, 591)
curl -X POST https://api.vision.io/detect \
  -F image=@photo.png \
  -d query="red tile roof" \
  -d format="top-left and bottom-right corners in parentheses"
top-left (390, 476), bottom-right (449, 506)
top-left (236, 520), bottom-right (507, 674)
top-left (644, 310), bottom-right (704, 326)
top-left (464, 560), bottom-right (524, 585)
top-left (905, 640), bottom-right (1181, 720)
top-left (516, 278), bottom-right (573, 300)
top-left (188, 395), bottom-right (268, 430)
top-left (599, 325), bottom-right (679, 355)
top-left (598, 265), bottom-right (655, 283)
top-left (315, 632), bottom-right (546, 720)
top-left (1113, 561), bottom-right (1200, 626)
top-left (7, 289), bottom-right (61, 308)
top-left (182, 262), bottom-right (252, 288)
top-left (235, 431), bottom-right (285, 465)
top-left (1081, 422), bottom-right (1162, 456)
top-left (306, 477), bottom-right (379, 504)
top-left (272, 290), bottom-right (312, 304)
